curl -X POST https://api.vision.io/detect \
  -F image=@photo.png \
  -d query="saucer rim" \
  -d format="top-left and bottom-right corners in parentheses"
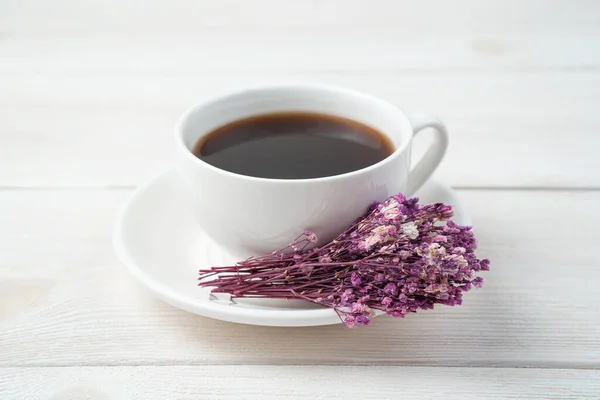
top-left (113, 167), bottom-right (471, 327)
top-left (113, 168), bottom-right (343, 326)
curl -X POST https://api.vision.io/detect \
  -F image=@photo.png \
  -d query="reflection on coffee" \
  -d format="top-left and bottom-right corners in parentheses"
top-left (192, 112), bottom-right (395, 179)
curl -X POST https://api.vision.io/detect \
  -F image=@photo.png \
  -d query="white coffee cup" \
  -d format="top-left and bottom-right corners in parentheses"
top-left (175, 84), bottom-right (448, 259)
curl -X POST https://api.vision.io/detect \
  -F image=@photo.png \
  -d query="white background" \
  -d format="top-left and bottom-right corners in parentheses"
top-left (0, 0), bottom-right (599, 398)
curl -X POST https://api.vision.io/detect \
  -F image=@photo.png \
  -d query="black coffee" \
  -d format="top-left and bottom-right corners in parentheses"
top-left (192, 112), bottom-right (394, 179)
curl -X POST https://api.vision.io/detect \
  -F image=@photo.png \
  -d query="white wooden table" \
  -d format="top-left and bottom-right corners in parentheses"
top-left (1, 1), bottom-right (599, 398)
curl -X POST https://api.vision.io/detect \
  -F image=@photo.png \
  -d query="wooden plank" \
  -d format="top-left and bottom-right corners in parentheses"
top-left (2, 35), bottom-right (599, 76)
top-left (1, 0), bottom-right (599, 74)
top-left (0, 189), bottom-right (598, 367)
top-left (2, 0), bottom-right (599, 37)
top-left (1, 0), bottom-right (599, 188)
top-left (1, 366), bottom-right (599, 400)
top-left (1, 72), bottom-right (599, 188)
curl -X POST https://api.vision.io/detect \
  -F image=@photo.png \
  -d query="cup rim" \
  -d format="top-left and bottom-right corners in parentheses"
top-left (174, 83), bottom-right (414, 184)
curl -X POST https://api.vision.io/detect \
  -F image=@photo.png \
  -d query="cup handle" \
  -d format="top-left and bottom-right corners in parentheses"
top-left (406, 114), bottom-right (449, 195)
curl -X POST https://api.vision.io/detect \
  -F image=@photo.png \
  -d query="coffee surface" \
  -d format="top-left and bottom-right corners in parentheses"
top-left (193, 112), bottom-right (394, 179)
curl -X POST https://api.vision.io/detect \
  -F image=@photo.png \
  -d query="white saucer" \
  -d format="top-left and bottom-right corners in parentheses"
top-left (113, 168), bottom-right (471, 327)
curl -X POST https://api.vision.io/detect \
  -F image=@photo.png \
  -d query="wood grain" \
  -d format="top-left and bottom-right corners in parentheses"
top-left (2, 35), bottom-right (599, 76)
top-left (1, 1), bottom-right (599, 189)
top-left (1, 366), bottom-right (599, 400)
top-left (1, 72), bottom-right (599, 188)
top-left (2, 0), bottom-right (599, 37)
top-left (1, 0), bottom-right (599, 74)
top-left (1, 1), bottom-right (598, 396)
top-left (0, 189), bottom-right (598, 367)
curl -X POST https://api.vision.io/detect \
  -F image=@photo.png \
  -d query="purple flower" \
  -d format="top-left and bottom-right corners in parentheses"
top-left (351, 303), bottom-right (365, 313)
top-left (341, 289), bottom-right (354, 304)
top-left (351, 272), bottom-right (362, 286)
top-left (199, 192), bottom-right (489, 329)
top-left (304, 230), bottom-right (318, 244)
top-left (319, 254), bottom-right (332, 263)
top-left (384, 282), bottom-right (397, 295)
top-left (398, 250), bottom-right (411, 259)
top-left (480, 259), bottom-right (491, 271)
top-left (433, 235), bottom-right (448, 243)
top-left (344, 315), bottom-right (357, 328)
